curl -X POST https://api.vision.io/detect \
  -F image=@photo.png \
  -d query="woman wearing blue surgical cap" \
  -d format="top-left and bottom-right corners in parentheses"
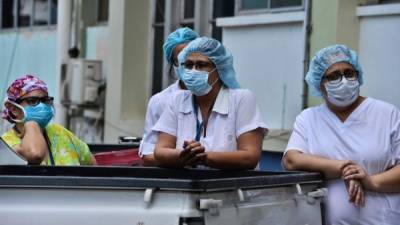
top-left (153, 37), bottom-right (268, 170)
top-left (139, 27), bottom-right (198, 166)
top-left (283, 44), bottom-right (400, 224)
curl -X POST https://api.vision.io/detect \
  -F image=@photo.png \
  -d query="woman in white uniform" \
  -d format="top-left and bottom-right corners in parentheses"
top-left (153, 37), bottom-right (268, 169)
top-left (283, 44), bottom-right (400, 225)
top-left (139, 27), bottom-right (198, 166)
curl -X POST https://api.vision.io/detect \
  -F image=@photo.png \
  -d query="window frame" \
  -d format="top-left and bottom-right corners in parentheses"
top-left (235, 0), bottom-right (304, 16)
top-left (0, 1), bottom-right (2, 28)
top-left (179, 0), bottom-right (195, 28)
top-left (0, 0), bottom-right (57, 31)
top-left (95, 0), bottom-right (109, 25)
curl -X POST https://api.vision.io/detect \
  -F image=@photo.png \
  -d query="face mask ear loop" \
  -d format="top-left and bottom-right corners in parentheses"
top-left (6, 100), bottom-right (26, 123)
top-left (208, 67), bottom-right (216, 74)
top-left (208, 68), bottom-right (219, 86)
top-left (210, 77), bottom-right (219, 87)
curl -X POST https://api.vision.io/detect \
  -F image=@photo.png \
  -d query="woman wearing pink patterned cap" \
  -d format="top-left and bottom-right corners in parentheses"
top-left (2, 75), bottom-right (96, 165)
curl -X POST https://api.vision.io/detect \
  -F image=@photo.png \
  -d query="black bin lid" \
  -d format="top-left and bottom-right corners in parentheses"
top-left (0, 165), bottom-right (323, 191)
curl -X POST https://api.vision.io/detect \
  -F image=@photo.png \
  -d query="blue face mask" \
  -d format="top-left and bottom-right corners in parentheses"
top-left (181, 68), bottom-right (218, 96)
top-left (10, 102), bottom-right (54, 129)
top-left (24, 103), bottom-right (54, 128)
top-left (325, 79), bottom-right (360, 107)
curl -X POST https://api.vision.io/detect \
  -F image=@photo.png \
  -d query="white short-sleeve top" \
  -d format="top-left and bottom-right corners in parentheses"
top-left (153, 86), bottom-right (268, 153)
top-left (139, 81), bottom-right (181, 157)
top-left (285, 98), bottom-right (400, 225)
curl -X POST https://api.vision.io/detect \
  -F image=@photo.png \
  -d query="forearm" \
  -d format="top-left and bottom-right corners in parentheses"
top-left (364, 165), bottom-right (400, 192)
top-left (142, 154), bottom-right (159, 167)
top-left (283, 150), bottom-right (349, 179)
top-left (18, 122), bottom-right (47, 164)
top-left (90, 155), bottom-right (97, 165)
top-left (205, 150), bottom-right (260, 170)
top-left (154, 147), bottom-right (183, 168)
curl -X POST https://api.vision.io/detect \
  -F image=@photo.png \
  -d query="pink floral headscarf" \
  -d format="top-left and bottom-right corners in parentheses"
top-left (2, 75), bottom-right (48, 123)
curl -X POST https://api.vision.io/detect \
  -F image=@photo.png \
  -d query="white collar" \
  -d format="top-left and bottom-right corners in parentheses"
top-left (179, 86), bottom-right (230, 115)
top-left (212, 86), bottom-right (229, 115)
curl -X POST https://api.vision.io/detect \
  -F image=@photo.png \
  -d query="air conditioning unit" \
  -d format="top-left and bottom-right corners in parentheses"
top-left (68, 59), bottom-right (102, 105)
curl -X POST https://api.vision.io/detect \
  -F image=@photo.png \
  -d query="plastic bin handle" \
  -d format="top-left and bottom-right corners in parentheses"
top-left (198, 199), bottom-right (223, 216)
top-left (144, 188), bottom-right (155, 204)
top-left (307, 188), bottom-right (328, 198)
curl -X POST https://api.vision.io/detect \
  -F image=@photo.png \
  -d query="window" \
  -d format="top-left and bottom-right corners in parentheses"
top-left (364, 0), bottom-right (400, 4)
top-left (212, 0), bottom-right (234, 41)
top-left (152, 0), bottom-right (165, 94)
top-left (97, 0), bottom-right (108, 23)
top-left (241, 0), bottom-right (268, 10)
top-left (270, 0), bottom-right (303, 8)
top-left (18, 0), bottom-right (31, 27)
top-left (33, 0), bottom-right (49, 25)
top-left (180, 0), bottom-right (194, 29)
top-left (0, 0), bottom-right (57, 29)
top-left (379, 0), bottom-right (400, 3)
top-left (50, 0), bottom-right (56, 24)
top-left (1, 0), bottom-right (14, 28)
top-left (236, 0), bottom-right (303, 14)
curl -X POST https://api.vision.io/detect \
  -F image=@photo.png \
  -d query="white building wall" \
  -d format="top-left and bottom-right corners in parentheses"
top-left (357, 4), bottom-right (400, 108)
top-left (217, 12), bottom-right (305, 131)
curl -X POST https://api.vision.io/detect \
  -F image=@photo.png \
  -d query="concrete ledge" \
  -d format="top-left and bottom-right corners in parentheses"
top-left (262, 129), bottom-right (291, 153)
top-left (357, 3), bottom-right (400, 17)
top-left (216, 11), bottom-right (304, 27)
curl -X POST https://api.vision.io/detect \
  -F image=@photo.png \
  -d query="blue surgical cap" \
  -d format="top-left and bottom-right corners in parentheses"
top-left (305, 44), bottom-right (364, 97)
top-left (163, 27), bottom-right (199, 64)
top-left (177, 37), bottom-right (240, 89)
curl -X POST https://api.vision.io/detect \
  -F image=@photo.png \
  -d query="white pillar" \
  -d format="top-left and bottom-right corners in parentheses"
top-left (104, 0), bottom-right (152, 143)
top-left (55, 0), bottom-right (71, 125)
top-left (195, 0), bottom-right (213, 36)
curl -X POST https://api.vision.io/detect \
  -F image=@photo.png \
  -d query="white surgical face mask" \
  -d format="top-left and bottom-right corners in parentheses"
top-left (324, 78), bottom-right (360, 107)
top-left (181, 68), bottom-right (218, 96)
top-left (7, 101), bottom-right (26, 123)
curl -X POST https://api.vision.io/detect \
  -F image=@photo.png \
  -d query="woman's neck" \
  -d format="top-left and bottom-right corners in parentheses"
top-left (195, 82), bottom-right (222, 110)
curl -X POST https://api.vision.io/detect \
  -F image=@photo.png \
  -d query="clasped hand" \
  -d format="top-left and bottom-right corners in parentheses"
top-left (178, 140), bottom-right (207, 167)
top-left (340, 161), bottom-right (370, 207)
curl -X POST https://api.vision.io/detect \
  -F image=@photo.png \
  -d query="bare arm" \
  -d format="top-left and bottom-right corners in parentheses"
top-left (90, 155), bottom-right (97, 165)
top-left (154, 132), bottom-right (183, 168)
top-left (140, 96), bottom-right (162, 167)
top-left (142, 155), bottom-right (158, 167)
top-left (369, 165), bottom-right (400, 192)
top-left (204, 128), bottom-right (263, 170)
top-left (14, 121), bottom-right (48, 164)
top-left (283, 150), bottom-right (352, 179)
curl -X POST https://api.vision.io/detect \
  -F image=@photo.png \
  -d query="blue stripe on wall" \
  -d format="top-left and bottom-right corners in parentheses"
top-left (260, 151), bottom-right (284, 171)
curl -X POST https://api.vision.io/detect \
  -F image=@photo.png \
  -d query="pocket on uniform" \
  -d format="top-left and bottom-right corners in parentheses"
top-left (223, 125), bottom-right (237, 150)
top-left (384, 208), bottom-right (400, 225)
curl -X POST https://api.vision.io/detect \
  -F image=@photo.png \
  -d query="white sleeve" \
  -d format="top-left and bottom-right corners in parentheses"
top-left (139, 95), bottom-right (162, 157)
top-left (152, 93), bottom-right (178, 137)
top-left (235, 90), bottom-right (268, 137)
top-left (390, 107), bottom-right (400, 165)
top-left (285, 113), bottom-right (310, 155)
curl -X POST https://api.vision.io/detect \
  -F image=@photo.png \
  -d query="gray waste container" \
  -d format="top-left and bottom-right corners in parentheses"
top-left (0, 166), bottom-right (325, 225)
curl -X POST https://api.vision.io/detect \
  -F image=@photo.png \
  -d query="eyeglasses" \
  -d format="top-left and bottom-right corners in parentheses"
top-left (16, 96), bottom-right (54, 106)
top-left (181, 60), bottom-right (215, 72)
top-left (322, 69), bottom-right (358, 84)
